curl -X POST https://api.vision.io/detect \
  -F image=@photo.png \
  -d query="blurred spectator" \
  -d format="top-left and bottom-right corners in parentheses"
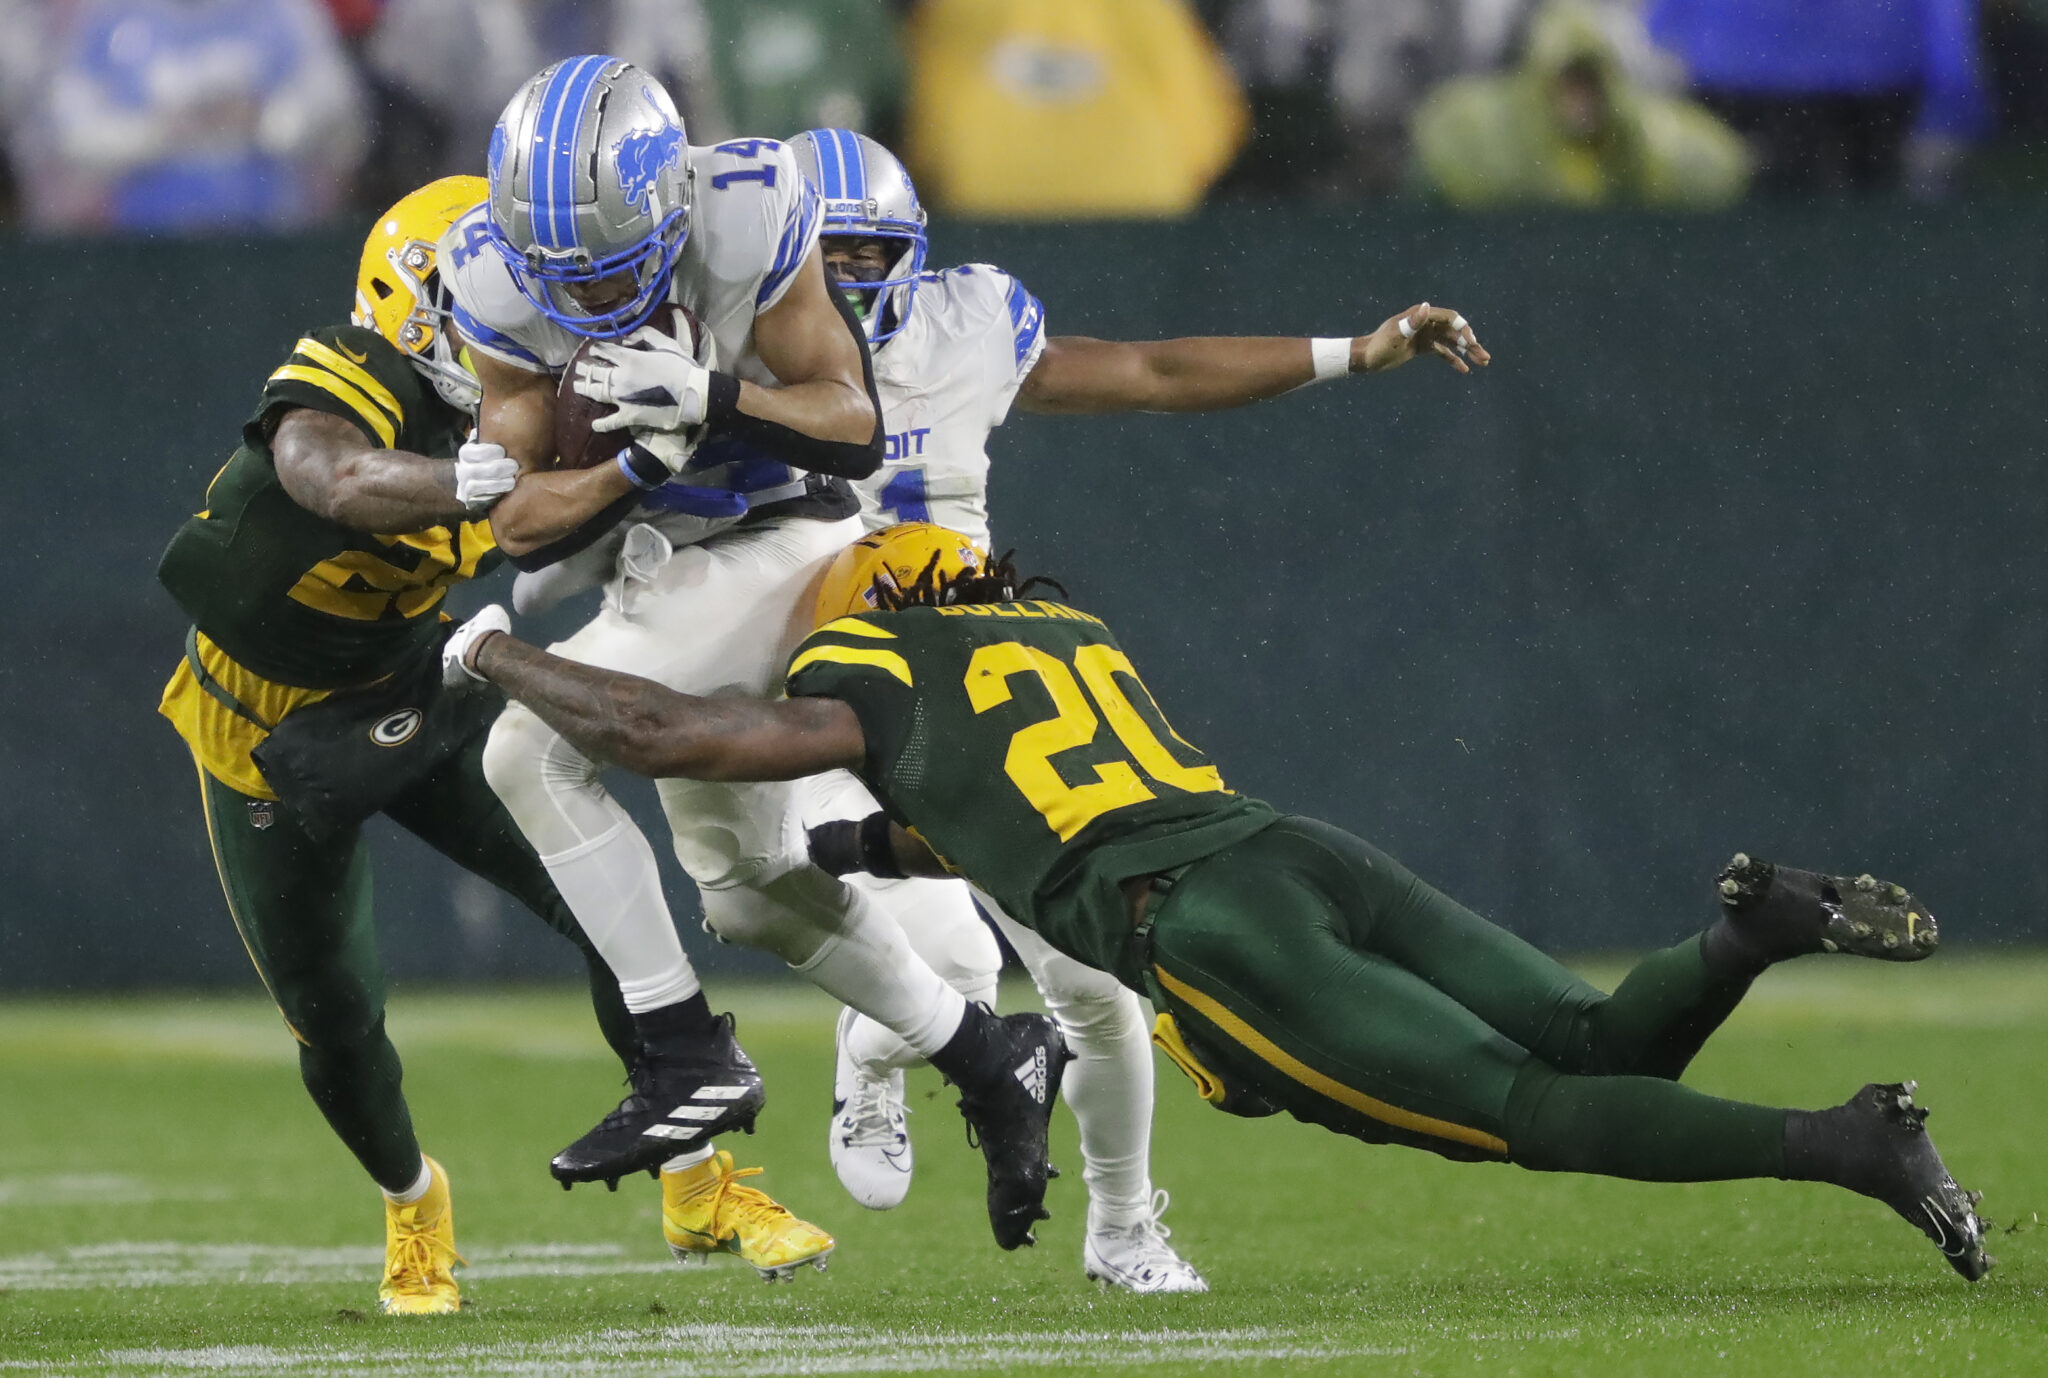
top-left (905, 0), bottom-right (1246, 216)
top-left (697, 0), bottom-right (903, 142)
top-left (21, 0), bottom-right (367, 232)
top-left (361, 0), bottom-right (725, 209)
top-left (1644, 0), bottom-right (1993, 198)
top-left (1410, 0), bottom-right (1749, 208)
top-left (1209, 0), bottom-right (1684, 197)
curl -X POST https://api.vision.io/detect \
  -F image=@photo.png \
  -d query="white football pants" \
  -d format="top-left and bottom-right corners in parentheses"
top-left (481, 516), bottom-right (965, 1059)
top-left (812, 770), bottom-right (1160, 1225)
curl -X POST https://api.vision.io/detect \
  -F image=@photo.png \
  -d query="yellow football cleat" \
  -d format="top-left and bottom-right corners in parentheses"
top-left (661, 1150), bottom-right (835, 1282)
top-left (378, 1155), bottom-right (464, 1316)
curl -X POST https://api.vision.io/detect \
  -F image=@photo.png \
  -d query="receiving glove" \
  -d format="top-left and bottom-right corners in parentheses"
top-left (441, 604), bottom-right (510, 687)
top-left (455, 439), bottom-right (519, 512)
top-left (574, 325), bottom-right (714, 434)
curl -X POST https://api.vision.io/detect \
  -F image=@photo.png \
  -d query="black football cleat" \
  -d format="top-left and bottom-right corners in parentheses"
top-left (1715, 853), bottom-right (1937, 962)
top-left (953, 1012), bottom-right (1070, 1250)
top-left (1821, 1081), bottom-right (1993, 1281)
top-left (550, 1013), bottom-right (766, 1187)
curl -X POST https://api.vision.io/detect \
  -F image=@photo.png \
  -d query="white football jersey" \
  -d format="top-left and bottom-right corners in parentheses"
top-left (441, 137), bottom-right (820, 384)
top-left (857, 264), bottom-right (1046, 550)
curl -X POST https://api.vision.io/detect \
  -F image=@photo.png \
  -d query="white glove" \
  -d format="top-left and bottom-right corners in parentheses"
top-left (454, 439), bottom-right (518, 512)
top-left (574, 325), bottom-right (712, 434)
top-left (441, 604), bottom-right (510, 687)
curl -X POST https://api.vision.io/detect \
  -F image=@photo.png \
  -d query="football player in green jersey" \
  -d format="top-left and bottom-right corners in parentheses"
top-left (155, 179), bottom-right (833, 1312)
top-left (443, 522), bottom-right (1992, 1284)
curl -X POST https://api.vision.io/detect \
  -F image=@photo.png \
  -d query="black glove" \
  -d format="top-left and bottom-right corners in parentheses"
top-left (806, 812), bottom-right (906, 879)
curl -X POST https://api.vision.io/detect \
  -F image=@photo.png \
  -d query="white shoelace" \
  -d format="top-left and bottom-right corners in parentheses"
top-left (839, 1077), bottom-right (907, 1150)
top-left (1107, 1190), bottom-right (1200, 1279)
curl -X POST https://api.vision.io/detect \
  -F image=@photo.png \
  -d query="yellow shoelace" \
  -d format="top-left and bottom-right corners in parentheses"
top-left (386, 1217), bottom-right (465, 1287)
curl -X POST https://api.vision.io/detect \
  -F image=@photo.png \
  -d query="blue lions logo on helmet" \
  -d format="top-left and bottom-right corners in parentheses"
top-left (488, 123), bottom-right (508, 184)
top-left (616, 114), bottom-right (684, 212)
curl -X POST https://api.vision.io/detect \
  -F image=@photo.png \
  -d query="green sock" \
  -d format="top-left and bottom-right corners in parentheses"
top-left (1584, 934), bottom-right (1754, 1080)
top-left (299, 1018), bottom-right (422, 1194)
top-left (1505, 1063), bottom-right (1788, 1182)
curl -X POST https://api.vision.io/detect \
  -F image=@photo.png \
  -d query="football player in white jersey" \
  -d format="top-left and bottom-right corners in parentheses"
top-left (445, 58), bottom-right (1072, 1272)
top-left (786, 127), bottom-right (1490, 1293)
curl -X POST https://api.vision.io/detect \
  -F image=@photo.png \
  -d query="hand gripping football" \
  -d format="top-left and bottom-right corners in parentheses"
top-left (552, 303), bottom-right (710, 470)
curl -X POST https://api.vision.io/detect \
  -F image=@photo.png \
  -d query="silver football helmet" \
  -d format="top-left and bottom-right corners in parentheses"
top-left (789, 129), bottom-right (928, 344)
top-left (484, 55), bottom-right (692, 339)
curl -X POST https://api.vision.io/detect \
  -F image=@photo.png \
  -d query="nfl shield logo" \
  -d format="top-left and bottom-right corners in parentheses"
top-left (248, 800), bottom-right (276, 830)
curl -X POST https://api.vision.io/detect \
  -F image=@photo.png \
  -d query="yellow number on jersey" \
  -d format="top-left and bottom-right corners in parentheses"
top-left (965, 640), bottom-right (1225, 841)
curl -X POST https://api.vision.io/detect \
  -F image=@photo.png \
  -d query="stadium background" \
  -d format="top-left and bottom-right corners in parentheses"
top-left (2, 0), bottom-right (2045, 991)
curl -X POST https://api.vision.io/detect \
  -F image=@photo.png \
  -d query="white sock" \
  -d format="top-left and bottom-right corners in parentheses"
top-left (846, 972), bottom-right (999, 1076)
top-left (795, 919), bottom-right (968, 1058)
top-left (992, 906), bottom-right (1156, 1226)
top-left (381, 1158), bottom-right (432, 1205)
top-left (540, 822), bottom-right (700, 1013)
top-left (660, 1146), bottom-right (716, 1175)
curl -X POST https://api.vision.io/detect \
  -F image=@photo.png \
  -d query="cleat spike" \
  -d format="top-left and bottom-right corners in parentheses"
top-left (1719, 878), bottom-right (1741, 899)
top-left (605, 1177), bottom-right (619, 1193)
top-left (560, 1180), bottom-right (572, 1193)
top-left (1821, 938), bottom-right (1839, 952)
top-left (1855, 874), bottom-right (1877, 891)
top-left (1730, 852), bottom-right (1750, 870)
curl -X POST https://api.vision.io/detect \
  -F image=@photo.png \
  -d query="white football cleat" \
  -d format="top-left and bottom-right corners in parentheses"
top-left (1084, 1190), bottom-right (1208, 1294)
top-left (828, 1005), bottom-right (913, 1209)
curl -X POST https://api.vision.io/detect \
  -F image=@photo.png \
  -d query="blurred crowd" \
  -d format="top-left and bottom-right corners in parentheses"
top-left (0, 0), bottom-right (2042, 233)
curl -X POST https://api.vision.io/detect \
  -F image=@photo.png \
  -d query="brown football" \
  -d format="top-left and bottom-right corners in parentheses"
top-left (552, 302), bottom-right (703, 470)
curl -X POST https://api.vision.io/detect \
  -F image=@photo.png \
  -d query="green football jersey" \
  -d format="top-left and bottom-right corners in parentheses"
top-left (785, 601), bottom-right (1278, 977)
top-left (157, 324), bottom-right (493, 689)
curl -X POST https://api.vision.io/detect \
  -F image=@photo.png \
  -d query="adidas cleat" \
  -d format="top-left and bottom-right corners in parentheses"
top-left (551, 1013), bottom-right (765, 1186)
top-left (954, 1012), bottom-right (1069, 1250)
top-left (378, 1155), bottom-right (464, 1316)
top-left (1715, 854), bottom-right (1937, 962)
top-left (662, 1150), bottom-right (835, 1282)
top-left (829, 1006), bottom-right (914, 1210)
top-left (1083, 1190), bottom-right (1209, 1294)
top-left (1820, 1081), bottom-right (1993, 1281)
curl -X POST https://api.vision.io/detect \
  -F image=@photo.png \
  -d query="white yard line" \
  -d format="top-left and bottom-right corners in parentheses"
top-left (0, 1242), bottom-right (671, 1292)
top-left (2, 1325), bottom-right (1410, 1376)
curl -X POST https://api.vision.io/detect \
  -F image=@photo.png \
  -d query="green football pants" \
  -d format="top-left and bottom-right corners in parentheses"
top-left (1147, 816), bottom-right (1787, 1182)
top-left (193, 734), bottom-right (636, 1193)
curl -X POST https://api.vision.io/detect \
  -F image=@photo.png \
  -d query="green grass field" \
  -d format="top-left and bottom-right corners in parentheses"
top-left (2, 957), bottom-right (2044, 1377)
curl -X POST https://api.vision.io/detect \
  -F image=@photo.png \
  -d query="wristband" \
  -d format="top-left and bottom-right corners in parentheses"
top-left (1310, 337), bottom-right (1352, 381)
top-left (806, 812), bottom-right (907, 879)
top-left (615, 444), bottom-right (669, 491)
top-left (705, 371), bottom-right (742, 422)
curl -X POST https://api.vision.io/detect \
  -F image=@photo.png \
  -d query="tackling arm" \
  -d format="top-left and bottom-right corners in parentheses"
top-left (730, 245), bottom-right (884, 475)
top-left (272, 408), bottom-right (469, 529)
top-left (1016, 303), bottom-right (1489, 416)
top-left (465, 626), bottom-right (867, 782)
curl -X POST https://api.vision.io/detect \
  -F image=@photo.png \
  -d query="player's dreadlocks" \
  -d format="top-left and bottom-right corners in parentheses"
top-left (875, 550), bottom-right (1068, 613)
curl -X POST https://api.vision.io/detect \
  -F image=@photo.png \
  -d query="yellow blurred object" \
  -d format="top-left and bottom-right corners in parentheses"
top-left (814, 521), bottom-right (984, 626)
top-left (905, 0), bottom-right (1247, 217)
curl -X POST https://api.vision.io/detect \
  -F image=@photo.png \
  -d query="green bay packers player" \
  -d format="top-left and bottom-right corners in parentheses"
top-left (442, 523), bottom-right (1991, 1285)
top-left (155, 178), bottom-right (833, 1312)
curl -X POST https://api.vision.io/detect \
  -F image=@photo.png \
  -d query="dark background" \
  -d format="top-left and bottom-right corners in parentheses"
top-left (4, 204), bottom-right (2042, 990)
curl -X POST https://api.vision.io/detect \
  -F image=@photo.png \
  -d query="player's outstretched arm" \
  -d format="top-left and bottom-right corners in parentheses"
top-left (1015, 303), bottom-right (1489, 416)
top-left (451, 611), bottom-right (867, 782)
top-left (272, 408), bottom-right (486, 530)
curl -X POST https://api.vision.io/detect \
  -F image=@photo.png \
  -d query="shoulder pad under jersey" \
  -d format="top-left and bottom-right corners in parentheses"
top-left (437, 204), bottom-right (566, 373)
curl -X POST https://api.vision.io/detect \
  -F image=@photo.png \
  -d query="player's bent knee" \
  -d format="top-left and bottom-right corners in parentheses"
top-left (854, 873), bottom-right (1001, 988)
top-left (701, 866), bottom-right (853, 964)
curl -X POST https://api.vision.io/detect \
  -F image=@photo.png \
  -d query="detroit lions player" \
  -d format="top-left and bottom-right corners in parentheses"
top-left (444, 60), bottom-right (1070, 1265)
top-left (786, 128), bottom-right (1490, 1293)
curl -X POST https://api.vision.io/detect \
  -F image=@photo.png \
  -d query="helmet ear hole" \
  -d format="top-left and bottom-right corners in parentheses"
top-left (370, 278), bottom-right (395, 300)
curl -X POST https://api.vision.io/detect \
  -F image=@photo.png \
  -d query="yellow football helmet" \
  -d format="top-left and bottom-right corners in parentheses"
top-left (816, 523), bottom-right (985, 625)
top-left (352, 175), bottom-right (487, 412)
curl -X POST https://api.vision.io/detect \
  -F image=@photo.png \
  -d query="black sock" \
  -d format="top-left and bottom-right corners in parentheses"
top-left (927, 1002), bottom-right (999, 1088)
top-left (1699, 919), bottom-right (1773, 981)
top-left (632, 992), bottom-right (720, 1050)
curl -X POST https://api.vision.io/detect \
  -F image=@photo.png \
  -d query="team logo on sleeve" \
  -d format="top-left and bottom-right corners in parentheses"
top-left (616, 113), bottom-right (684, 211)
top-left (370, 709), bottom-right (424, 747)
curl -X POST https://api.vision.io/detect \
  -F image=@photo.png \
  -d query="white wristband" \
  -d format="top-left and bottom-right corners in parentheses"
top-left (1310, 337), bottom-right (1352, 382)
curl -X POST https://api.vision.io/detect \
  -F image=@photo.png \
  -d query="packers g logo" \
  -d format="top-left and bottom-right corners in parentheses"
top-left (370, 709), bottom-right (423, 747)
